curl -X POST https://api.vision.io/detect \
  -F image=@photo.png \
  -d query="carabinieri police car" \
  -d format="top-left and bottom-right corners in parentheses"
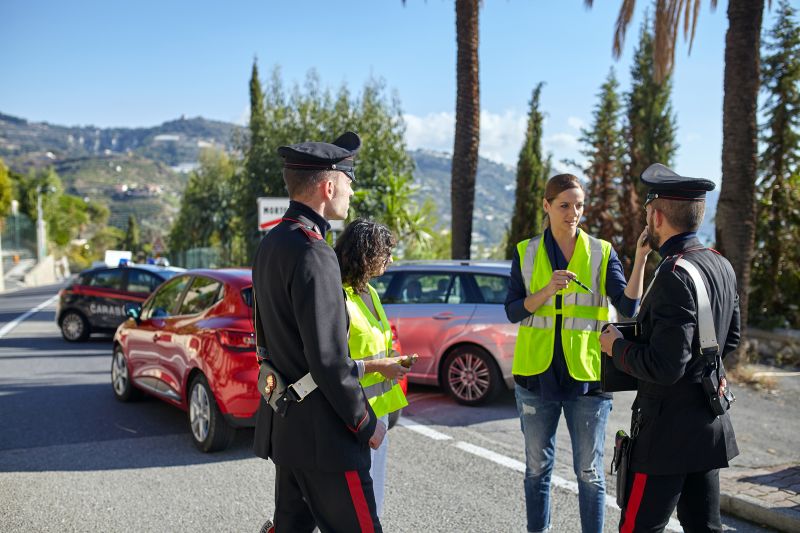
top-left (57, 264), bottom-right (184, 342)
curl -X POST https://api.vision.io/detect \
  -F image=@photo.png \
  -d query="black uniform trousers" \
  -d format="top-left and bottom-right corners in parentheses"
top-left (274, 464), bottom-right (382, 533)
top-left (619, 468), bottom-right (721, 533)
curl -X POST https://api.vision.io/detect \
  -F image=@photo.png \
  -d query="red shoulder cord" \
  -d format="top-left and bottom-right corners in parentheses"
top-left (282, 217), bottom-right (323, 241)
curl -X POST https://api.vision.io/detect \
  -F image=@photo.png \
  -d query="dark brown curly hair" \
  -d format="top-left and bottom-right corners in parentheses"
top-left (334, 219), bottom-right (397, 293)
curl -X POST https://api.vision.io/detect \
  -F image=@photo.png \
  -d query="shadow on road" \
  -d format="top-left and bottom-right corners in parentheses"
top-left (0, 335), bottom-right (113, 352)
top-left (0, 380), bottom-right (256, 472)
top-left (1, 284), bottom-right (64, 299)
top-left (403, 383), bottom-right (519, 426)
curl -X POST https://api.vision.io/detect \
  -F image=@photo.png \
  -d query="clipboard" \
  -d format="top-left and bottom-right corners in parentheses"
top-left (600, 322), bottom-right (640, 392)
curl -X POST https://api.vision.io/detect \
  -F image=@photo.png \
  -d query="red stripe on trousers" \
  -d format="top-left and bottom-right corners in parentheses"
top-left (344, 470), bottom-right (375, 533)
top-left (621, 472), bottom-right (648, 533)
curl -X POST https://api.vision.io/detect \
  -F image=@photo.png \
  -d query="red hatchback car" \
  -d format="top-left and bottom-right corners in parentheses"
top-left (112, 269), bottom-right (259, 452)
top-left (112, 268), bottom-right (408, 452)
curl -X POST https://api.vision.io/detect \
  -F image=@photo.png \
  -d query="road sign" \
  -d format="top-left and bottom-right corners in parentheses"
top-left (257, 197), bottom-right (343, 232)
top-left (152, 235), bottom-right (165, 254)
top-left (257, 197), bottom-right (290, 231)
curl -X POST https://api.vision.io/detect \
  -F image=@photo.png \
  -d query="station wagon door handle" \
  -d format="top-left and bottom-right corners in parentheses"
top-left (153, 333), bottom-right (161, 342)
top-left (433, 312), bottom-right (454, 320)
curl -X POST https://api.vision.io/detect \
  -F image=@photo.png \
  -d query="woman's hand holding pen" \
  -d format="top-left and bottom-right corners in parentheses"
top-left (547, 270), bottom-right (578, 296)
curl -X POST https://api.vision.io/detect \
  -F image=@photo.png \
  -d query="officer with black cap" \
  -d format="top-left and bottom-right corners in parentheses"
top-left (599, 163), bottom-right (740, 532)
top-left (252, 131), bottom-right (385, 532)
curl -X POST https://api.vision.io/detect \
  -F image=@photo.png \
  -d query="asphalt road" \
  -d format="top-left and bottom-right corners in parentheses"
top-left (0, 285), bottom-right (778, 532)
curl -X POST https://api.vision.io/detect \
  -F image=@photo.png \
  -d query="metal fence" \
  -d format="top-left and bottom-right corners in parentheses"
top-left (1, 213), bottom-right (37, 274)
top-left (168, 247), bottom-right (222, 269)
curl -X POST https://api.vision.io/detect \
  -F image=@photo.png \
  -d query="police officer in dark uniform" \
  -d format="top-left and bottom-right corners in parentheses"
top-left (599, 163), bottom-right (740, 533)
top-left (252, 131), bottom-right (386, 533)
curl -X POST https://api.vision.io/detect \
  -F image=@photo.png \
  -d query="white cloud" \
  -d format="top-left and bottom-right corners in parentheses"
top-left (404, 109), bottom-right (526, 166)
top-left (404, 111), bottom-right (455, 154)
top-left (404, 111), bottom-right (595, 172)
top-left (543, 132), bottom-right (579, 153)
top-left (235, 106), bottom-right (249, 126)
top-left (567, 116), bottom-right (585, 131)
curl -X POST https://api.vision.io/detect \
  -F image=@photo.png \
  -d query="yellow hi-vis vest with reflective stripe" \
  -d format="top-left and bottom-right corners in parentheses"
top-left (344, 284), bottom-right (408, 418)
top-left (512, 231), bottom-right (612, 381)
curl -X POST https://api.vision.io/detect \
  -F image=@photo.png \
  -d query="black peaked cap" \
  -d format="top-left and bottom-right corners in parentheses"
top-left (641, 163), bottom-right (715, 203)
top-left (277, 131), bottom-right (361, 180)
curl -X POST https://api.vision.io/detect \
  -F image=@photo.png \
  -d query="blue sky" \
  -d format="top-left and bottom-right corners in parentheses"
top-left (1, 1), bottom-right (785, 184)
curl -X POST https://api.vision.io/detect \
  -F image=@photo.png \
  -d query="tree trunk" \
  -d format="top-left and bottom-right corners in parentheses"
top-left (451, 0), bottom-right (480, 259)
top-left (716, 0), bottom-right (764, 363)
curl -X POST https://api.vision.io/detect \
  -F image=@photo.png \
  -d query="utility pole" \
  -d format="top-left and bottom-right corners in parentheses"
top-left (36, 186), bottom-right (47, 263)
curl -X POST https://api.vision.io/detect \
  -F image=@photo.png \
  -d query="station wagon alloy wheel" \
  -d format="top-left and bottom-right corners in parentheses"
top-left (443, 346), bottom-right (502, 406)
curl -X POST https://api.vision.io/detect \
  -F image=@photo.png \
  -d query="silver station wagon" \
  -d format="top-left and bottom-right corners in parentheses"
top-left (373, 261), bottom-right (516, 406)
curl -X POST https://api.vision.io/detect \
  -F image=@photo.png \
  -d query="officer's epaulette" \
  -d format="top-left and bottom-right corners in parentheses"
top-left (282, 217), bottom-right (323, 241)
top-left (664, 247), bottom-right (707, 272)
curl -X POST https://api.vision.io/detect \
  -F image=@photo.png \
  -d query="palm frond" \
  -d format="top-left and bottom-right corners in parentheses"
top-left (613, 0), bottom-right (638, 58)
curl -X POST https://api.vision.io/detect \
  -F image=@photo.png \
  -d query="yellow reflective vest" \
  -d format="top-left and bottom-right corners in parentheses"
top-left (512, 231), bottom-right (612, 381)
top-left (344, 284), bottom-right (408, 418)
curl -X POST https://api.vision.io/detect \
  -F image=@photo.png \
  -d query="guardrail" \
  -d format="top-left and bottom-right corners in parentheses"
top-left (747, 327), bottom-right (800, 366)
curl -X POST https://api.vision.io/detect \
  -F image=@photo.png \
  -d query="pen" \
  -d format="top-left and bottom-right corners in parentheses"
top-left (571, 277), bottom-right (594, 294)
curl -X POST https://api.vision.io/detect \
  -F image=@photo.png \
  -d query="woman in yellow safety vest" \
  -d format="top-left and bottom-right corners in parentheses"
top-left (334, 219), bottom-right (411, 518)
top-left (504, 174), bottom-right (651, 533)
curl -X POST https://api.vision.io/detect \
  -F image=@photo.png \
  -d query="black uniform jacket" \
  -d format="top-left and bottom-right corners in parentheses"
top-left (611, 234), bottom-right (740, 475)
top-left (252, 201), bottom-right (377, 472)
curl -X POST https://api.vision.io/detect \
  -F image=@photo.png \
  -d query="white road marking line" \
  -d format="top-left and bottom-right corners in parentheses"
top-left (404, 420), bottom-right (682, 531)
top-left (0, 295), bottom-right (59, 339)
top-left (396, 418), bottom-right (452, 440)
top-left (114, 423), bottom-right (138, 434)
top-left (751, 371), bottom-right (800, 378)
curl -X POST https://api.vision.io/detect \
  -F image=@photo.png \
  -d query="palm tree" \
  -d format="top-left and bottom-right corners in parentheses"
top-left (586, 0), bottom-right (766, 351)
top-left (451, 0), bottom-right (481, 259)
top-left (403, 0), bottom-right (480, 259)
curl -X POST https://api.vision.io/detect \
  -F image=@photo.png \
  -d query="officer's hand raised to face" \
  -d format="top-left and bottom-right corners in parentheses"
top-left (369, 420), bottom-right (387, 450)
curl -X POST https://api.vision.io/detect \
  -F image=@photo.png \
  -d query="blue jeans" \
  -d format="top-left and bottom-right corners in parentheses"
top-left (515, 385), bottom-right (612, 533)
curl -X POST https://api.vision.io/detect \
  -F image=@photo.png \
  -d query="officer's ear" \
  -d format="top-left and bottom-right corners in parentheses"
top-left (651, 207), bottom-right (665, 229)
top-left (321, 176), bottom-right (336, 200)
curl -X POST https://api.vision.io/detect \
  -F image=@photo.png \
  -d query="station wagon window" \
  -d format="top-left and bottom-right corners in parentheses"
top-left (395, 273), bottom-right (464, 304)
top-left (126, 270), bottom-right (162, 293)
top-left (178, 277), bottom-right (222, 315)
top-left (371, 273), bottom-right (394, 299)
top-left (142, 276), bottom-right (190, 319)
top-left (472, 274), bottom-right (510, 304)
top-left (88, 269), bottom-right (123, 290)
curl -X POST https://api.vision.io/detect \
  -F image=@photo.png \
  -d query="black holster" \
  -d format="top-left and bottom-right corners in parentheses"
top-left (610, 429), bottom-right (632, 508)
top-left (700, 349), bottom-right (735, 417)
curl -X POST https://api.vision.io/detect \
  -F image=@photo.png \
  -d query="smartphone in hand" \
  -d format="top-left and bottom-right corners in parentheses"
top-left (400, 354), bottom-right (418, 368)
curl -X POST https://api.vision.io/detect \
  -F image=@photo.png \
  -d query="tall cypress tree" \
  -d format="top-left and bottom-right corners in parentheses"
top-left (622, 17), bottom-right (678, 272)
top-left (237, 59), bottom-right (273, 263)
top-left (751, 0), bottom-right (800, 327)
top-left (507, 82), bottom-right (548, 259)
top-left (580, 70), bottom-right (625, 246)
top-left (124, 214), bottom-right (140, 254)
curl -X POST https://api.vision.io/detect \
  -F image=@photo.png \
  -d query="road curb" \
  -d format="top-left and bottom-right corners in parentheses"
top-left (720, 489), bottom-right (800, 532)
